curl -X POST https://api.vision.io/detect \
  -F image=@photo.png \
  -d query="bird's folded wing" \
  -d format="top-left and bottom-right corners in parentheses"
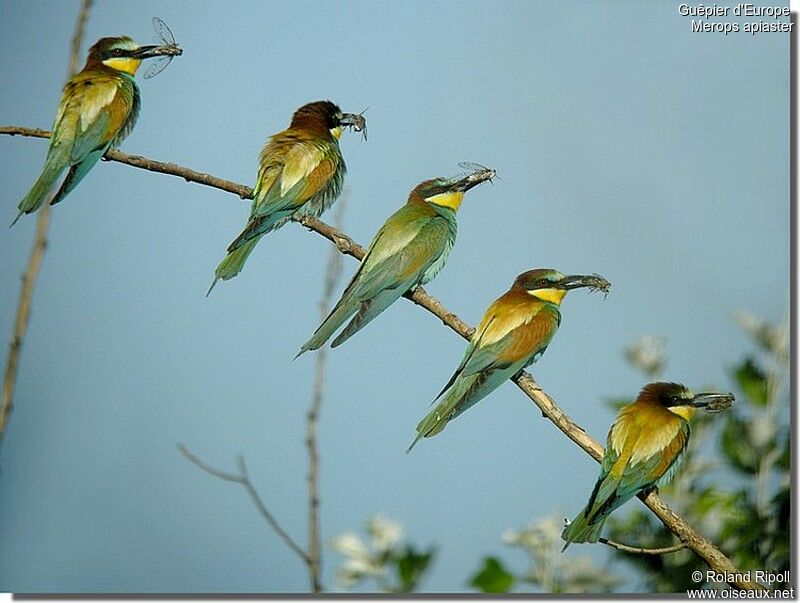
top-left (349, 211), bottom-right (449, 300)
top-left (587, 420), bottom-right (689, 522)
top-left (70, 110), bottom-right (112, 160)
top-left (70, 77), bottom-right (133, 159)
top-left (432, 304), bottom-right (558, 404)
top-left (308, 209), bottom-right (436, 339)
top-left (464, 304), bottom-right (558, 376)
top-left (619, 421), bottom-right (690, 492)
top-left (252, 142), bottom-right (336, 217)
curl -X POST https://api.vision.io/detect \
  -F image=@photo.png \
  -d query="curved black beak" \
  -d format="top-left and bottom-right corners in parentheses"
top-left (558, 273), bottom-right (612, 293)
top-left (450, 166), bottom-right (497, 192)
top-left (689, 392), bottom-right (735, 413)
top-left (132, 44), bottom-right (182, 59)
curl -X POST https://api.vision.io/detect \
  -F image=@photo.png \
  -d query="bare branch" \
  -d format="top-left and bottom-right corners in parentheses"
top-left (68, 0), bottom-right (93, 76)
top-left (177, 443), bottom-right (243, 483)
top-left (2, 128), bottom-right (764, 591)
top-left (600, 537), bottom-right (688, 555)
top-left (0, 127), bottom-right (252, 199)
top-left (305, 199), bottom-right (346, 593)
top-left (1, 205), bottom-right (51, 442)
top-left (1, 0), bottom-right (92, 444)
top-left (178, 444), bottom-right (310, 564)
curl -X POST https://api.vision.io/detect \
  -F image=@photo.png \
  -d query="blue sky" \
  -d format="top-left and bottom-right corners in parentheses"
top-left (0, 0), bottom-right (789, 593)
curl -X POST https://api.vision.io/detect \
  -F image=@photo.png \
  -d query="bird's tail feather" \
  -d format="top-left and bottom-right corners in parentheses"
top-left (207, 237), bottom-right (261, 295)
top-left (405, 416), bottom-right (448, 454)
top-left (331, 289), bottom-right (398, 349)
top-left (228, 211), bottom-right (290, 253)
top-left (13, 160), bottom-right (67, 225)
top-left (560, 509), bottom-right (606, 550)
top-left (296, 295), bottom-right (359, 358)
top-left (50, 150), bottom-right (104, 206)
top-left (407, 374), bottom-right (479, 453)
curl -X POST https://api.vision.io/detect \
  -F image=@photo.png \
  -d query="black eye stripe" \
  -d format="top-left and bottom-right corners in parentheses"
top-left (423, 184), bottom-right (450, 197)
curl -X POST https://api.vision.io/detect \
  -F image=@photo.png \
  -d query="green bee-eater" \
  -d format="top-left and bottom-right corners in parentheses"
top-left (13, 36), bottom-right (181, 225)
top-left (296, 166), bottom-right (496, 357)
top-left (207, 101), bottom-right (366, 294)
top-left (408, 269), bottom-right (611, 452)
top-left (561, 382), bottom-right (733, 548)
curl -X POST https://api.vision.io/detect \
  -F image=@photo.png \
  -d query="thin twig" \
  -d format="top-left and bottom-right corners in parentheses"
top-left (0, 128), bottom-right (765, 591)
top-left (178, 444), bottom-right (310, 564)
top-left (69, 0), bottom-right (93, 76)
top-left (599, 537), bottom-right (688, 555)
top-left (1, 208), bottom-right (51, 441)
top-left (305, 199), bottom-right (346, 593)
top-left (0, 0), bottom-right (92, 444)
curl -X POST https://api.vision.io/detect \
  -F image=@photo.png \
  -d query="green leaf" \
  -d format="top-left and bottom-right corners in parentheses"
top-left (394, 545), bottom-right (435, 592)
top-left (776, 433), bottom-right (790, 471)
top-left (720, 414), bottom-right (760, 474)
top-left (469, 557), bottom-right (515, 593)
top-left (732, 357), bottom-right (769, 406)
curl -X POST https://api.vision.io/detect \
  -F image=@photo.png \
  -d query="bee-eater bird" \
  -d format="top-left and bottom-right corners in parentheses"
top-left (408, 269), bottom-right (611, 452)
top-left (296, 165), bottom-right (496, 357)
top-left (13, 36), bottom-right (182, 226)
top-left (561, 382), bottom-right (734, 548)
top-left (207, 101), bottom-right (366, 294)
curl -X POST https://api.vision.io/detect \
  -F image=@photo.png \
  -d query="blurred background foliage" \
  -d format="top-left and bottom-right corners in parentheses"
top-left (469, 515), bottom-right (622, 593)
top-left (330, 516), bottom-right (436, 592)
top-left (332, 310), bottom-right (790, 593)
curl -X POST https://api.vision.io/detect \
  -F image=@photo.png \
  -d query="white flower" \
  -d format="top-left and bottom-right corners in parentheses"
top-left (332, 516), bottom-right (410, 591)
top-left (503, 514), bottom-right (622, 593)
top-left (367, 515), bottom-right (404, 551)
top-left (331, 532), bottom-right (369, 559)
top-left (533, 516), bottom-right (561, 545)
top-left (624, 335), bottom-right (666, 377)
top-left (342, 555), bottom-right (383, 577)
top-left (749, 414), bottom-right (775, 449)
top-left (733, 310), bottom-right (786, 355)
top-left (502, 529), bottom-right (520, 545)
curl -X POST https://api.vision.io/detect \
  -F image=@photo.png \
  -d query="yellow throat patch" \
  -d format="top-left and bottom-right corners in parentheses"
top-left (669, 406), bottom-right (696, 421)
top-left (102, 57), bottom-right (142, 75)
top-left (427, 191), bottom-right (464, 211)
top-left (329, 126), bottom-right (343, 140)
top-left (528, 288), bottom-right (567, 304)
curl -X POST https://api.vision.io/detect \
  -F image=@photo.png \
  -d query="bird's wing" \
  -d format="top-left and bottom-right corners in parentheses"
top-left (329, 216), bottom-right (451, 348)
top-left (330, 288), bottom-right (401, 348)
top-left (584, 417), bottom-right (690, 523)
top-left (298, 206), bottom-right (447, 354)
top-left (433, 299), bottom-right (560, 401)
top-left (46, 80), bottom-right (83, 165)
top-left (618, 420), bottom-right (690, 493)
top-left (49, 75), bottom-right (137, 205)
top-left (349, 206), bottom-right (451, 300)
top-left (49, 148), bottom-right (106, 205)
top-left (226, 140), bottom-right (339, 251)
top-left (579, 432), bottom-right (623, 524)
top-left (252, 138), bottom-right (338, 218)
top-left (69, 74), bottom-right (136, 160)
top-left (410, 303), bottom-right (560, 449)
top-left (110, 79), bottom-right (140, 147)
top-left (14, 81), bottom-right (81, 217)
